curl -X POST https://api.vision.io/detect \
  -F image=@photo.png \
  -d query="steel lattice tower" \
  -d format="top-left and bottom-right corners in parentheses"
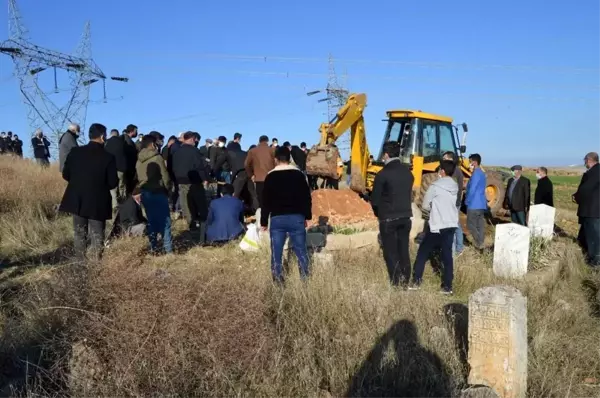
top-left (306, 54), bottom-right (350, 156)
top-left (0, 0), bottom-right (128, 152)
top-left (324, 54), bottom-right (350, 152)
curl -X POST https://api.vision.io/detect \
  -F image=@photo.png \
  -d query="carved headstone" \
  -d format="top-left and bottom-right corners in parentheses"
top-left (528, 204), bottom-right (555, 239)
top-left (468, 286), bottom-right (527, 398)
top-left (493, 224), bottom-right (530, 278)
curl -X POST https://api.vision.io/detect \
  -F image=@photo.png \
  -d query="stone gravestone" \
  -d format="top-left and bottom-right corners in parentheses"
top-left (493, 223), bottom-right (530, 278)
top-left (468, 286), bottom-right (527, 398)
top-left (528, 204), bottom-right (555, 239)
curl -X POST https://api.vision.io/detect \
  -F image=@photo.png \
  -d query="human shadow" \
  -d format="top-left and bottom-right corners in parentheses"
top-left (1, 244), bottom-right (75, 281)
top-left (346, 319), bottom-right (452, 397)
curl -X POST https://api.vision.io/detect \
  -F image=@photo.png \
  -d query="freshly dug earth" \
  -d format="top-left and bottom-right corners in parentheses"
top-left (310, 189), bottom-right (376, 227)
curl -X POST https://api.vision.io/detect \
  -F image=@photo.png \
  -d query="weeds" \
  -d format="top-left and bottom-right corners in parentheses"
top-left (0, 156), bottom-right (598, 397)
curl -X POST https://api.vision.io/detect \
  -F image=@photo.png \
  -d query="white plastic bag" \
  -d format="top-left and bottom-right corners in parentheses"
top-left (240, 224), bottom-right (261, 252)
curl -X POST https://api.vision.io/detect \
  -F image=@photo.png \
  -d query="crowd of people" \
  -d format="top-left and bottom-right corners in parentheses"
top-left (371, 146), bottom-right (599, 294)
top-left (55, 122), bottom-right (317, 277)
top-left (0, 131), bottom-right (24, 157)
top-left (9, 121), bottom-right (599, 292)
top-left (1, 128), bottom-right (56, 165)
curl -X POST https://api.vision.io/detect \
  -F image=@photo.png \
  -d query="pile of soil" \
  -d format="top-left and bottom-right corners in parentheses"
top-left (310, 189), bottom-right (376, 227)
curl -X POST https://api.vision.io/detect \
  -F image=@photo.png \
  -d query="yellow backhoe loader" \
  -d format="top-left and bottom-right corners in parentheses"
top-left (306, 93), bottom-right (506, 215)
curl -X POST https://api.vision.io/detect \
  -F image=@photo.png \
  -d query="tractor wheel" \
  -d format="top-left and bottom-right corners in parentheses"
top-left (414, 172), bottom-right (440, 212)
top-left (485, 171), bottom-right (506, 217)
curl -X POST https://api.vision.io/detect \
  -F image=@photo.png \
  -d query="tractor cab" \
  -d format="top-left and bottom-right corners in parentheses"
top-left (377, 110), bottom-right (465, 170)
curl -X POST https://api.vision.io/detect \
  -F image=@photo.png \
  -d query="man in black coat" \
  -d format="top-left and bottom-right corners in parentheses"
top-left (6, 131), bottom-right (15, 154)
top-left (226, 146), bottom-right (257, 208)
top-left (31, 129), bottom-right (51, 167)
top-left (283, 141), bottom-right (307, 173)
top-left (122, 124), bottom-right (139, 196)
top-left (210, 136), bottom-right (231, 183)
top-left (371, 141), bottom-right (414, 287)
top-left (0, 132), bottom-right (7, 154)
top-left (59, 123), bottom-right (117, 261)
top-left (172, 131), bottom-right (211, 237)
top-left (12, 135), bottom-right (23, 157)
top-left (573, 152), bottom-right (600, 267)
top-left (105, 129), bottom-right (128, 209)
top-left (198, 138), bottom-right (213, 159)
top-left (504, 165), bottom-right (531, 226)
top-left (226, 132), bottom-right (242, 152)
top-left (534, 166), bottom-right (554, 207)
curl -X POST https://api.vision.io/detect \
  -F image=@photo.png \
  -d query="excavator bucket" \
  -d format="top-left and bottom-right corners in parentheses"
top-left (306, 145), bottom-right (340, 179)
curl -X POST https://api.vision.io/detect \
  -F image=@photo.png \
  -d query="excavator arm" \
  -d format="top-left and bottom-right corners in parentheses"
top-left (306, 93), bottom-right (371, 194)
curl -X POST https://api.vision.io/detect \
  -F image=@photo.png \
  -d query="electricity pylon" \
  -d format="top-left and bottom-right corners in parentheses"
top-left (0, 0), bottom-right (128, 152)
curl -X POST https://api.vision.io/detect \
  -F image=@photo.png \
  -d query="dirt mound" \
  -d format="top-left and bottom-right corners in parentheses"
top-left (310, 189), bottom-right (376, 227)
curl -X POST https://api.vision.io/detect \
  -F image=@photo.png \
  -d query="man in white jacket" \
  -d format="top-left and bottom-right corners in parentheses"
top-left (409, 160), bottom-right (459, 294)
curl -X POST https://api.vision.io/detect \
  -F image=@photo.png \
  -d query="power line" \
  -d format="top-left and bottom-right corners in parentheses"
top-left (96, 51), bottom-right (600, 74)
top-left (0, 0), bottom-right (128, 153)
top-left (118, 66), bottom-right (600, 92)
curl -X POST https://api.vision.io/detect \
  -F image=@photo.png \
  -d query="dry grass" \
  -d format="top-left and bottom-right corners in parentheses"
top-left (0, 156), bottom-right (70, 263)
top-left (0, 156), bottom-right (599, 397)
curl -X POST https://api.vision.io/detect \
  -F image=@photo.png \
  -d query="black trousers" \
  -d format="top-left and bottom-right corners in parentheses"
top-left (232, 171), bottom-right (248, 198)
top-left (255, 181), bottom-right (265, 209)
top-left (308, 175), bottom-right (319, 191)
top-left (379, 218), bottom-right (412, 286)
top-left (412, 228), bottom-right (456, 290)
top-left (73, 215), bottom-right (106, 261)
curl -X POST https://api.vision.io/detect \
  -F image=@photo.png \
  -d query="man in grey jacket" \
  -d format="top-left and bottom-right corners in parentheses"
top-left (409, 160), bottom-right (458, 294)
top-left (59, 123), bottom-right (80, 172)
top-left (442, 151), bottom-right (464, 256)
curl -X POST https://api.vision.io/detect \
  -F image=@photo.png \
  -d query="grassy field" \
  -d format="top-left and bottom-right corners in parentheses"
top-left (0, 156), bottom-right (598, 397)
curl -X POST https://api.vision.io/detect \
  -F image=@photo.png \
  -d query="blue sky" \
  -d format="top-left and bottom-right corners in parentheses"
top-left (1, 0), bottom-right (598, 165)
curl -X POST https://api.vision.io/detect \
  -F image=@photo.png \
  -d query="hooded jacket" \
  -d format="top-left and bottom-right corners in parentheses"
top-left (135, 147), bottom-right (171, 195)
top-left (422, 176), bottom-right (459, 233)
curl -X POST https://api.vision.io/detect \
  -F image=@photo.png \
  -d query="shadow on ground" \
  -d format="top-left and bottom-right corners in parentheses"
top-left (346, 319), bottom-right (453, 397)
top-left (0, 244), bottom-right (75, 283)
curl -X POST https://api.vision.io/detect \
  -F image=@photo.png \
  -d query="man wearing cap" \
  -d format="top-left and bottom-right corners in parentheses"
top-left (199, 138), bottom-right (213, 159)
top-left (504, 165), bottom-right (531, 226)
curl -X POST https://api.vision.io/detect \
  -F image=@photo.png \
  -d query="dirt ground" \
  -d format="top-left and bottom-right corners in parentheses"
top-left (310, 189), bottom-right (376, 227)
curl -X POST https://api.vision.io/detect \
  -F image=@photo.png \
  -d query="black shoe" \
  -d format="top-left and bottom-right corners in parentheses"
top-left (407, 282), bottom-right (422, 291)
top-left (440, 288), bottom-right (453, 296)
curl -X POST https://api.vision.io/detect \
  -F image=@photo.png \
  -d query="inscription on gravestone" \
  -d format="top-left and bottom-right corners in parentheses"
top-left (468, 286), bottom-right (527, 398)
top-left (528, 204), bottom-right (555, 239)
top-left (493, 223), bottom-right (530, 278)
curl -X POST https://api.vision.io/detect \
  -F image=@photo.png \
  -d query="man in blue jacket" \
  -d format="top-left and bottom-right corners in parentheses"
top-left (465, 153), bottom-right (487, 249)
top-left (206, 184), bottom-right (244, 244)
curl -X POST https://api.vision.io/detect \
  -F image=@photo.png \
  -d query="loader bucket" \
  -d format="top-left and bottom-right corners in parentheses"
top-left (306, 145), bottom-right (340, 179)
